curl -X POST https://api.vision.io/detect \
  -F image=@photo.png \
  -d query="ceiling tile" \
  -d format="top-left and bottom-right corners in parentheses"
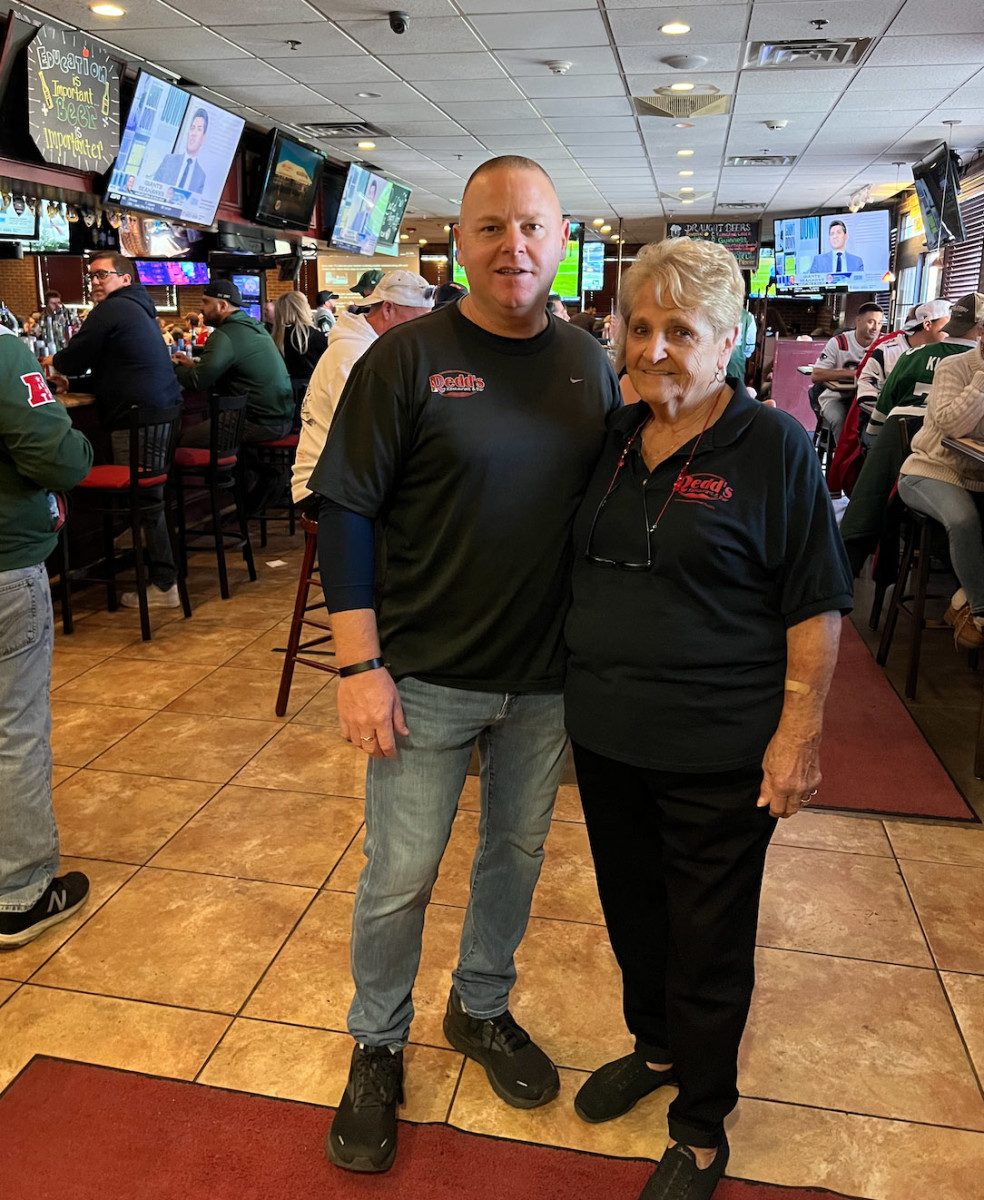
top-left (308, 0), bottom-right (457, 15)
top-left (836, 87), bottom-right (953, 112)
top-left (262, 56), bottom-right (398, 84)
top-left (737, 68), bottom-right (856, 95)
top-left (469, 10), bottom-right (608, 50)
top-left (178, 60), bottom-right (295, 88)
top-left (217, 83), bottom-right (327, 107)
top-left (849, 64), bottom-right (979, 91)
top-left (457, 0), bottom-right (597, 9)
top-left (865, 35), bottom-right (984, 68)
top-left (311, 80), bottom-right (431, 106)
top-left (336, 16), bottom-right (484, 55)
top-left (421, 78), bottom-right (525, 101)
top-left (519, 74), bottom-right (625, 99)
top-left (380, 52), bottom-right (506, 80)
top-left (549, 116), bottom-right (639, 133)
top-left (440, 100), bottom-right (541, 121)
top-left (610, 5), bottom-right (750, 45)
top-left (215, 24), bottom-right (360, 57)
top-left (496, 46), bottom-right (620, 75)
top-left (100, 27), bottom-right (249, 60)
top-left (171, 0), bottom-right (322, 21)
top-left (748, 0), bottom-right (900, 40)
top-left (32, 0), bottom-right (195, 30)
top-left (890, 0), bottom-right (984, 36)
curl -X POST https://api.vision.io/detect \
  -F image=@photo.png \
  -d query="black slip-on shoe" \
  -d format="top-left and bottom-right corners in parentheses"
top-left (326, 1043), bottom-right (404, 1173)
top-left (0, 873), bottom-right (90, 949)
top-left (574, 1052), bottom-right (676, 1123)
top-left (443, 986), bottom-right (559, 1109)
top-left (639, 1136), bottom-right (729, 1200)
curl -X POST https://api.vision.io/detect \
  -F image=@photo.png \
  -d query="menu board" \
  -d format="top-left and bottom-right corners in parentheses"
top-left (26, 24), bottom-right (120, 173)
top-left (666, 221), bottom-right (760, 269)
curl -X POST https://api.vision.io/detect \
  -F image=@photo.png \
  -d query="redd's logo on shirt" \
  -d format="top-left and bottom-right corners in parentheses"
top-left (429, 371), bottom-right (486, 398)
top-left (21, 372), bottom-right (55, 408)
top-left (674, 472), bottom-right (734, 504)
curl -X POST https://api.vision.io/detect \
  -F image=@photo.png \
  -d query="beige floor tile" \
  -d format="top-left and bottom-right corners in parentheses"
top-left (739, 947), bottom-right (984, 1129)
top-left (53, 658), bottom-right (214, 709)
top-left (290, 675), bottom-right (341, 730)
top-left (771, 810), bottom-right (891, 856)
top-left (89, 711), bottom-right (282, 784)
top-left (50, 765), bottom-right (78, 788)
top-left (223, 621), bottom-right (295, 672)
top-left (0, 856), bottom-right (138, 981)
top-left (0, 981), bottom-right (20, 1006)
top-left (758, 844), bottom-right (931, 966)
top-left (69, 606), bottom-right (186, 632)
top-left (113, 620), bottom-right (261, 666)
top-left (33, 868), bottom-right (314, 1013)
top-left (165, 665), bottom-right (325, 721)
top-left (53, 622), bottom-right (150, 657)
top-left (149, 785), bottom-right (364, 887)
top-left (49, 652), bottom-right (106, 690)
top-left (899, 859), bottom-right (984, 973)
top-left (199, 1018), bottom-right (461, 1121)
top-left (728, 1096), bottom-right (984, 1200)
top-left (887, 822), bottom-right (984, 867)
top-left (942, 972), bottom-right (984, 1079)
top-left (457, 777), bottom-right (584, 825)
top-left (326, 831), bottom-right (364, 893)
top-left (0, 985), bottom-right (230, 1090)
top-left (535, 820), bottom-right (604, 924)
top-left (50, 700), bottom-right (155, 767)
top-left (53, 770), bottom-right (217, 863)
top-left (450, 1059), bottom-right (669, 1161)
top-left (232, 724), bottom-right (366, 797)
top-left (185, 594), bottom-right (291, 629)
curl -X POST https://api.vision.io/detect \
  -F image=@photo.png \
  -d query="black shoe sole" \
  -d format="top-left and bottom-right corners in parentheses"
top-left (325, 1132), bottom-right (396, 1174)
top-left (443, 1015), bottom-right (560, 1110)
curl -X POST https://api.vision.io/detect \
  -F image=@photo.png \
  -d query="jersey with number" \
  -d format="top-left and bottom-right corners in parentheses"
top-left (866, 340), bottom-right (976, 438)
top-left (856, 331), bottom-right (911, 402)
top-left (814, 329), bottom-right (868, 405)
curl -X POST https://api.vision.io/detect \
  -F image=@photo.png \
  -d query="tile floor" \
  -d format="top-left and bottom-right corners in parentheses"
top-left (2, 536), bottom-right (983, 1200)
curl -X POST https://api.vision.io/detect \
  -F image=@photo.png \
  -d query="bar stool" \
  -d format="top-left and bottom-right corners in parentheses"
top-left (70, 403), bottom-right (190, 642)
top-left (173, 393), bottom-right (256, 599)
top-left (275, 513), bottom-right (335, 716)
top-left (252, 432), bottom-right (299, 547)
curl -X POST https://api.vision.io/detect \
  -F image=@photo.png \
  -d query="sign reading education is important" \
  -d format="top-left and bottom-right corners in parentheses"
top-left (27, 25), bottom-right (120, 173)
top-left (667, 221), bottom-right (760, 269)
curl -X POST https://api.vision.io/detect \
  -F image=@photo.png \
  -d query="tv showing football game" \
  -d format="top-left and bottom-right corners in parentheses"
top-left (912, 142), bottom-right (966, 249)
top-left (452, 222), bottom-right (583, 300)
top-left (749, 247), bottom-right (774, 298)
top-left (253, 130), bottom-right (324, 231)
top-left (374, 182), bottom-right (412, 257)
top-left (0, 195), bottom-right (38, 240)
top-left (135, 260), bottom-right (210, 286)
top-left (773, 209), bottom-right (890, 293)
top-left (105, 71), bottom-right (245, 228)
top-left (330, 164), bottom-right (394, 256)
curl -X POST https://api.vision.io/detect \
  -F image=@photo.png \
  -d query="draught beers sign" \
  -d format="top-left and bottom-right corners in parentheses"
top-left (26, 25), bottom-right (120, 173)
top-left (667, 221), bottom-right (760, 269)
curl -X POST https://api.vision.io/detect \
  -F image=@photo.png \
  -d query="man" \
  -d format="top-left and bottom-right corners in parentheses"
top-left (309, 155), bottom-right (620, 1174)
top-left (809, 219), bottom-right (864, 275)
top-left (292, 271), bottom-right (433, 508)
top-left (348, 268), bottom-right (384, 311)
top-left (42, 290), bottom-right (62, 319)
top-left (570, 303), bottom-right (598, 333)
top-left (172, 279), bottom-right (293, 513)
top-left (432, 280), bottom-right (468, 309)
top-left (47, 252), bottom-right (183, 609)
top-left (0, 326), bottom-right (93, 947)
top-left (312, 290), bottom-right (338, 336)
top-left (153, 108), bottom-right (208, 197)
top-left (546, 292), bottom-right (570, 321)
top-left (811, 302), bottom-right (883, 445)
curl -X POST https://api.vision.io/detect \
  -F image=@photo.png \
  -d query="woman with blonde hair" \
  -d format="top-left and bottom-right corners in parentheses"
top-left (565, 237), bottom-right (852, 1200)
top-left (272, 290), bottom-right (328, 388)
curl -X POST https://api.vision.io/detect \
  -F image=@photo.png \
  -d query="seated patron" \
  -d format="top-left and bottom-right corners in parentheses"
top-left (272, 292), bottom-right (328, 390)
top-left (810, 304), bottom-right (883, 446)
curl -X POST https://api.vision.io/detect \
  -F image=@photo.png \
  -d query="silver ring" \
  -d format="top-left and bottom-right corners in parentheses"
top-left (809, 789), bottom-right (818, 797)
top-left (360, 734), bottom-right (376, 742)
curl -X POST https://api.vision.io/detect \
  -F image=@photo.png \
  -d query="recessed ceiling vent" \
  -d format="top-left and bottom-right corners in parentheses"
top-left (633, 93), bottom-right (731, 119)
top-left (727, 154), bottom-right (796, 167)
top-left (717, 201), bottom-right (765, 210)
top-left (744, 38), bottom-right (871, 69)
top-left (295, 121), bottom-right (383, 139)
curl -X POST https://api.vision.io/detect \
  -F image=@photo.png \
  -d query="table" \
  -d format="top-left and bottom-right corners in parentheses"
top-left (942, 435), bottom-right (984, 466)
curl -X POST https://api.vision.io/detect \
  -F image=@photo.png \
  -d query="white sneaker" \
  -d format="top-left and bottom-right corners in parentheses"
top-left (120, 584), bottom-right (180, 609)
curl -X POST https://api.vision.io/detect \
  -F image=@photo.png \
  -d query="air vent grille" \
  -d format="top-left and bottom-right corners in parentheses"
top-left (633, 93), bottom-right (731, 119)
top-left (727, 154), bottom-right (796, 167)
top-left (744, 38), bottom-right (871, 69)
top-left (295, 121), bottom-right (383, 139)
top-left (717, 201), bottom-right (766, 210)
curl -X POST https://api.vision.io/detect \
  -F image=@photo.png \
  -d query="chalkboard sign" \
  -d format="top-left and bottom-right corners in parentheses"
top-left (26, 24), bottom-right (120, 173)
top-left (666, 221), bottom-right (760, 269)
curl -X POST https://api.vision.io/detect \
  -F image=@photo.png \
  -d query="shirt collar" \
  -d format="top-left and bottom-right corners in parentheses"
top-left (612, 378), bottom-right (762, 456)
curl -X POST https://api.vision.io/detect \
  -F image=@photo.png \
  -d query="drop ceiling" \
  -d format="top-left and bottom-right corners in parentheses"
top-left (14, 0), bottom-right (984, 244)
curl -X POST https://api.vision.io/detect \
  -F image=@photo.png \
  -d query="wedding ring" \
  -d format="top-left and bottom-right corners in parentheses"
top-left (360, 735), bottom-right (376, 743)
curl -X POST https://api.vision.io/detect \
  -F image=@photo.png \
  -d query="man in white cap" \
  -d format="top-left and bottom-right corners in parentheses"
top-left (292, 270), bottom-right (435, 508)
top-left (856, 298), bottom-right (951, 412)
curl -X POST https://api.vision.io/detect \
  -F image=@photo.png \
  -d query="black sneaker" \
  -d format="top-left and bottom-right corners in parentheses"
top-left (326, 1043), bottom-right (404, 1173)
top-left (574, 1051), bottom-right (676, 1123)
top-left (443, 986), bottom-right (559, 1109)
top-left (639, 1137), bottom-right (729, 1200)
top-left (0, 872), bottom-right (90, 949)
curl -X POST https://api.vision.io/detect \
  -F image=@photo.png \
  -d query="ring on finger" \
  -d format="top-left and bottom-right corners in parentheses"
top-left (360, 734), bottom-right (376, 743)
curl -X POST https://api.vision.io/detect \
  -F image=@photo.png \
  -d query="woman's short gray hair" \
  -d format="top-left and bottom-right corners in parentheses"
top-left (616, 238), bottom-right (745, 369)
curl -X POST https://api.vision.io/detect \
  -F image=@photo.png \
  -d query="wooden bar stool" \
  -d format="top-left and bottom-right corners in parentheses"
top-left (275, 513), bottom-right (336, 715)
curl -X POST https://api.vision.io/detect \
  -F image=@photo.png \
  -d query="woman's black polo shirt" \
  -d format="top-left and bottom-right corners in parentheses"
top-left (564, 384), bottom-right (853, 772)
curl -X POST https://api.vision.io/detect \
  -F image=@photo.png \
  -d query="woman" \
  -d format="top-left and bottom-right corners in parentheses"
top-left (565, 238), bottom-right (852, 1200)
top-left (272, 291), bottom-right (327, 389)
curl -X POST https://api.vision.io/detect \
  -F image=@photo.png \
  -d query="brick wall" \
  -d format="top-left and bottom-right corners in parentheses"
top-left (0, 258), bottom-right (40, 319)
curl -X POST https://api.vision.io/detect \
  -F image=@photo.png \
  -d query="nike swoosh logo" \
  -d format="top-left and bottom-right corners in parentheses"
top-left (570, 377), bottom-right (583, 383)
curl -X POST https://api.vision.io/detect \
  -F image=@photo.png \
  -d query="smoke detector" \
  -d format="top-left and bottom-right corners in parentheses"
top-left (661, 54), bottom-right (709, 71)
top-left (764, 119), bottom-right (788, 131)
top-left (547, 60), bottom-right (572, 75)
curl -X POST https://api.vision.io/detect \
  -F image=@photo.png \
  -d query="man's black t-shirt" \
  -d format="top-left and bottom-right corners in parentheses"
top-left (565, 385), bottom-right (854, 771)
top-left (309, 302), bottom-right (621, 692)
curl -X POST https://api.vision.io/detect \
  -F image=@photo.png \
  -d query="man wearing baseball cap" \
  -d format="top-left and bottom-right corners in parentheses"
top-left (313, 290), bottom-right (338, 336)
top-left (292, 271), bottom-right (434, 506)
top-left (174, 279), bottom-right (293, 511)
top-left (856, 298), bottom-right (951, 431)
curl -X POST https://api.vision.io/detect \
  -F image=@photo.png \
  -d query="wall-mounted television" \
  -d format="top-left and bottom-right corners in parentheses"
top-left (773, 209), bottom-right (890, 294)
top-left (0, 195), bottom-right (38, 240)
top-left (24, 202), bottom-right (70, 253)
top-left (582, 239), bottom-right (605, 291)
top-left (912, 142), bottom-right (966, 249)
top-left (374, 182), bottom-right (412, 257)
top-left (243, 303), bottom-right (261, 321)
top-left (105, 71), bottom-right (245, 228)
top-left (135, 260), bottom-right (210, 286)
top-left (253, 130), bottom-right (324, 231)
top-left (452, 221), bottom-right (583, 301)
top-left (749, 247), bottom-right (775, 298)
top-left (232, 273), bottom-right (261, 298)
top-left (331, 164), bottom-right (409, 256)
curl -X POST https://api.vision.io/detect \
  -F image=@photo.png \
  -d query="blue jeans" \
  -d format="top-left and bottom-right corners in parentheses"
top-left (0, 564), bottom-right (59, 911)
top-left (348, 676), bottom-right (567, 1047)
top-left (898, 474), bottom-right (984, 613)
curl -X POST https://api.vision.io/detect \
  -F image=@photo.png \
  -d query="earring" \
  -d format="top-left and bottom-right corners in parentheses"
top-left (715, 367), bottom-right (725, 382)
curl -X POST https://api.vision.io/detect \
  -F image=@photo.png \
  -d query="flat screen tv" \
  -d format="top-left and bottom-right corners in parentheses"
top-left (253, 130), bottom-right (324, 231)
top-left (773, 210), bottom-right (890, 294)
top-left (135, 260), bottom-right (209, 286)
top-left (243, 303), bottom-right (261, 321)
top-left (912, 142), bottom-right (966, 249)
top-left (452, 222), bottom-right (583, 301)
top-left (749, 247), bottom-right (774, 298)
top-left (232, 273), bottom-right (261, 298)
top-left (331, 164), bottom-right (404, 256)
top-left (0, 195), bottom-right (38, 240)
top-left (24, 202), bottom-right (70, 252)
top-left (582, 239), bottom-right (605, 292)
top-left (105, 71), bottom-right (245, 228)
top-left (374, 182), bottom-right (412, 257)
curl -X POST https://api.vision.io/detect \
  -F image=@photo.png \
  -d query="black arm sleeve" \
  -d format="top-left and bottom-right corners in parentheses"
top-left (318, 495), bottom-right (376, 612)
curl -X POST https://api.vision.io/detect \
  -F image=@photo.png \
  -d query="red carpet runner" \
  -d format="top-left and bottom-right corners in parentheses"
top-left (1, 1057), bottom-right (860, 1200)
top-left (817, 620), bottom-right (977, 820)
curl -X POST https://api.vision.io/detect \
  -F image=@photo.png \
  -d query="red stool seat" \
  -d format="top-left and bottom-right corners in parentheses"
top-left (79, 465), bottom-right (168, 489)
top-left (257, 433), bottom-right (299, 449)
top-left (174, 447), bottom-right (237, 468)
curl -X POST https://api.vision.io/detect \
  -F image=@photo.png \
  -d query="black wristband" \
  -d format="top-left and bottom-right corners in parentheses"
top-left (337, 657), bottom-right (385, 678)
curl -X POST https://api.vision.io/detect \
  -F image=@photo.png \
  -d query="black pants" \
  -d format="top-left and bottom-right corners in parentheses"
top-left (572, 741), bottom-right (776, 1149)
top-left (181, 417), bottom-right (293, 513)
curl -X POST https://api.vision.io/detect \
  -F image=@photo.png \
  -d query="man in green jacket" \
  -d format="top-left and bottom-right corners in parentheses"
top-left (172, 279), bottom-right (294, 512)
top-left (0, 329), bottom-right (94, 947)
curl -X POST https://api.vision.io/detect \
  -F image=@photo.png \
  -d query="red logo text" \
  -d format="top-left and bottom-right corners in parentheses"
top-left (21, 372), bottom-right (55, 408)
top-left (429, 371), bottom-right (486, 398)
top-left (674, 472), bottom-right (734, 503)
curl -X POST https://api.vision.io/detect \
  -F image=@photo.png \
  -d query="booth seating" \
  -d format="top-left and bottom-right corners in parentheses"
top-left (275, 513), bottom-right (335, 716)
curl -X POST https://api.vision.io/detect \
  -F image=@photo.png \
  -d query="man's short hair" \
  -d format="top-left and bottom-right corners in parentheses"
top-left (462, 155), bottom-right (554, 202)
top-left (829, 219), bottom-right (848, 234)
top-left (191, 107), bottom-right (209, 132)
top-left (90, 251), bottom-right (136, 281)
top-left (857, 302), bottom-right (883, 315)
top-left (44, 290), bottom-right (61, 303)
